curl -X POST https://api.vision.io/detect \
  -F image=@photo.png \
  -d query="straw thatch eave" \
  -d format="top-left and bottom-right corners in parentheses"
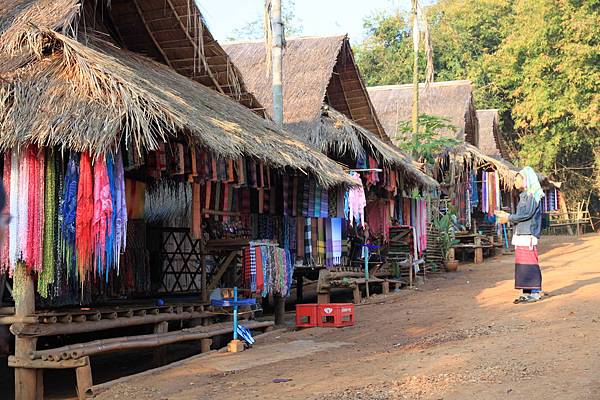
top-left (315, 106), bottom-right (438, 190)
top-left (0, 27), bottom-right (354, 188)
top-left (367, 81), bottom-right (479, 146)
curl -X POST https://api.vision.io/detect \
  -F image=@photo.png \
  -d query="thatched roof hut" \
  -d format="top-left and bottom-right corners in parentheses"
top-left (476, 109), bottom-right (511, 160)
top-left (223, 35), bottom-right (388, 141)
top-left (0, 0), bottom-right (353, 188)
top-left (367, 81), bottom-right (479, 146)
top-left (317, 106), bottom-right (438, 189)
top-left (222, 35), bottom-right (436, 190)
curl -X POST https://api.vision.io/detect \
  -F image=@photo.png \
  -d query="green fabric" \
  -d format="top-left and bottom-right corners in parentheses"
top-left (39, 150), bottom-right (57, 298)
top-left (519, 166), bottom-right (544, 204)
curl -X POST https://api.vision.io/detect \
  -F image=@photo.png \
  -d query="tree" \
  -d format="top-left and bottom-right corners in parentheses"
top-left (355, 0), bottom-right (600, 205)
top-left (228, 0), bottom-right (303, 41)
top-left (396, 114), bottom-right (460, 168)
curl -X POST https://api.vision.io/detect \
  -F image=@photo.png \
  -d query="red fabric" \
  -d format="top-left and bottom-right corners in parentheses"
top-left (25, 146), bottom-right (44, 272)
top-left (76, 152), bottom-right (94, 281)
top-left (255, 247), bottom-right (264, 292)
top-left (515, 246), bottom-right (539, 265)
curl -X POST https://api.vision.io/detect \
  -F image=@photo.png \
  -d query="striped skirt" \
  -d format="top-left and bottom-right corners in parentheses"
top-left (514, 246), bottom-right (542, 290)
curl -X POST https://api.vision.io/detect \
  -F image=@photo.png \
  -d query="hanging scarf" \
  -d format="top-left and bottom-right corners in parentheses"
top-left (1, 152), bottom-right (11, 274)
top-left (320, 187), bottom-right (328, 218)
top-left (304, 218), bottom-right (312, 263)
top-left (61, 153), bottom-right (79, 280)
top-left (16, 149), bottom-right (29, 268)
top-left (325, 218), bottom-right (333, 267)
top-left (76, 152), bottom-right (94, 282)
top-left (106, 155), bottom-right (116, 278)
top-left (92, 157), bottom-right (113, 279)
top-left (317, 218), bottom-right (325, 263)
top-left (39, 149), bottom-right (57, 298)
top-left (114, 150), bottom-right (127, 274)
top-left (347, 172), bottom-right (366, 227)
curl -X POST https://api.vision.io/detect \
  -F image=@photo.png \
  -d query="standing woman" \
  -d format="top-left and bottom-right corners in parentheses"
top-left (496, 167), bottom-right (544, 303)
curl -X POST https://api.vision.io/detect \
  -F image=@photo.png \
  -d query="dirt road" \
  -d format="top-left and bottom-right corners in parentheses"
top-left (97, 234), bottom-right (600, 400)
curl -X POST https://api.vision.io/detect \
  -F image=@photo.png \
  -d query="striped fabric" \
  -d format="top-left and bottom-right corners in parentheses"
top-left (515, 246), bottom-right (542, 290)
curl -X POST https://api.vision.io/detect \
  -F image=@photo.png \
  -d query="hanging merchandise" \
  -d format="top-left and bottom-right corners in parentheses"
top-left (92, 157), bottom-right (113, 280)
top-left (60, 153), bottom-right (79, 281)
top-left (76, 152), bottom-right (94, 283)
top-left (346, 172), bottom-right (366, 227)
top-left (242, 241), bottom-right (294, 297)
top-left (39, 150), bottom-right (58, 298)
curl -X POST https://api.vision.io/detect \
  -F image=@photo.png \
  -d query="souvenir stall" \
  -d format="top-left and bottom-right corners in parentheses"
top-left (311, 108), bottom-right (438, 302)
top-left (431, 144), bottom-right (519, 263)
top-left (0, 16), bottom-right (355, 398)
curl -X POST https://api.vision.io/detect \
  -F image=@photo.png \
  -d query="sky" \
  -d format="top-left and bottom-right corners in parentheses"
top-left (196, 0), bottom-right (409, 43)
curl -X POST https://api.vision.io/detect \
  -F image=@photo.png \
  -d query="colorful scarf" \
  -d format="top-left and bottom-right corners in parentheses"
top-left (39, 149), bottom-right (57, 298)
top-left (76, 152), bottom-right (94, 282)
top-left (61, 153), bottom-right (79, 280)
top-left (317, 218), bottom-right (325, 263)
top-left (92, 157), bottom-right (113, 279)
top-left (325, 218), bottom-right (333, 267)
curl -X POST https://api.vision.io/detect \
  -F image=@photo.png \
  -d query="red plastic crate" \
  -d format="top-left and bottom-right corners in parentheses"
top-left (295, 304), bottom-right (319, 328)
top-left (317, 303), bottom-right (354, 327)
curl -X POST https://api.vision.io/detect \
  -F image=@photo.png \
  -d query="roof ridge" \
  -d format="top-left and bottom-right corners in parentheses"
top-left (223, 34), bottom-right (347, 46)
top-left (368, 80), bottom-right (473, 91)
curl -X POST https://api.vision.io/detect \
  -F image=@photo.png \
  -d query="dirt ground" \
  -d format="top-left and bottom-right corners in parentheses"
top-left (92, 235), bottom-right (600, 399)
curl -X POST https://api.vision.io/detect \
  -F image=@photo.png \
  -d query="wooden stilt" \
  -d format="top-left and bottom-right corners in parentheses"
top-left (153, 321), bottom-right (168, 365)
top-left (75, 357), bottom-right (93, 400)
top-left (317, 292), bottom-right (330, 304)
top-left (14, 269), bottom-right (39, 400)
top-left (474, 236), bottom-right (483, 264)
top-left (382, 280), bottom-right (390, 295)
top-left (353, 285), bottom-right (361, 304)
top-left (200, 338), bottom-right (212, 353)
top-left (274, 294), bottom-right (285, 326)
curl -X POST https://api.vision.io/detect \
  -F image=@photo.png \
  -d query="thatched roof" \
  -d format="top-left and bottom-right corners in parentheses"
top-left (476, 109), bottom-right (511, 160)
top-left (0, 2), bottom-right (354, 188)
top-left (315, 106), bottom-right (438, 189)
top-left (367, 81), bottom-right (479, 146)
top-left (103, 0), bottom-right (264, 114)
top-left (222, 35), bottom-right (388, 142)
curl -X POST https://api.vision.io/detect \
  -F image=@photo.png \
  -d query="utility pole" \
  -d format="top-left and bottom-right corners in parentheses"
top-left (269, 0), bottom-right (286, 326)
top-left (411, 0), bottom-right (419, 157)
top-left (271, 0), bottom-right (284, 126)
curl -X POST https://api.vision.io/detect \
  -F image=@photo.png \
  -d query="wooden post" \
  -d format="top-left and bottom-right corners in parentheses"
top-left (474, 236), bottom-right (483, 264)
top-left (296, 275), bottom-right (304, 303)
top-left (273, 294), bottom-right (285, 326)
top-left (353, 285), bottom-right (361, 305)
top-left (14, 269), bottom-right (40, 400)
top-left (317, 292), bottom-right (330, 304)
top-left (200, 338), bottom-right (212, 353)
top-left (75, 357), bottom-right (93, 400)
top-left (382, 280), bottom-right (390, 295)
top-left (153, 321), bottom-right (168, 365)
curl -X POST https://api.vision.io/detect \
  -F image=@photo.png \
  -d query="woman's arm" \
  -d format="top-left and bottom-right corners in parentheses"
top-left (509, 196), bottom-right (538, 224)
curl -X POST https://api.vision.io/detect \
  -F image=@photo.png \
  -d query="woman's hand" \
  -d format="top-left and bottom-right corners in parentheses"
top-left (494, 210), bottom-right (510, 224)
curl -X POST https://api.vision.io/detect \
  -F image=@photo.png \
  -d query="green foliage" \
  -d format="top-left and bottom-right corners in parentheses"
top-left (396, 114), bottom-right (460, 166)
top-left (355, 0), bottom-right (600, 205)
top-left (228, 0), bottom-right (303, 41)
top-left (433, 211), bottom-right (460, 260)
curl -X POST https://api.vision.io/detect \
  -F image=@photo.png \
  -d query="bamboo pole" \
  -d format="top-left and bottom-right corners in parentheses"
top-left (11, 310), bottom-right (213, 338)
top-left (31, 320), bottom-right (274, 361)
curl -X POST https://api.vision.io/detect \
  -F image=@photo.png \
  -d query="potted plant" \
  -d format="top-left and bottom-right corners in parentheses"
top-left (434, 212), bottom-right (460, 272)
